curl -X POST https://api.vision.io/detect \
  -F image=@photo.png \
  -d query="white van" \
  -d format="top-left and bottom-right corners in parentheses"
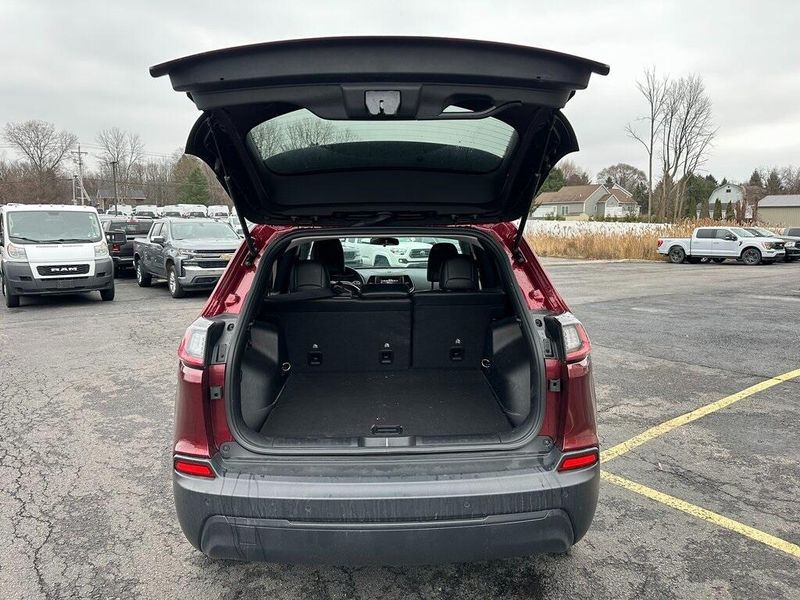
top-left (207, 205), bottom-right (230, 219)
top-left (0, 204), bottom-right (115, 307)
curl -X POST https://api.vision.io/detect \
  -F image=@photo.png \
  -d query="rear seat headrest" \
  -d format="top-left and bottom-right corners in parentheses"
top-left (290, 260), bottom-right (330, 291)
top-left (426, 243), bottom-right (459, 282)
top-left (439, 255), bottom-right (479, 291)
top-left (311, 239), bottom-right (344, 276)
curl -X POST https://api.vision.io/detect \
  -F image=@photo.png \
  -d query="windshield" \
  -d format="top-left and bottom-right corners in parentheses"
top-left (108, 220), bottom-right (153, 235)
top-left (340, 236), bottom-right (461, 270)
top-left (171, 221), bottom-right (239, 241)
top-left (750, 227), bottom-right (775, 237)
top-left (7, 210), bottom-right (103, 244)
top-left (248, 108), bottom-right (517, 175)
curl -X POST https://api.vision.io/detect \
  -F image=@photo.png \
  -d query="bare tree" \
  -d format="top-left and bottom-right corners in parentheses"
top-left (596, 163), bottom-right (647, 192)
top-left (3, 120), bottom-right (77, 173)
top-left (250, 116), bottom-right (354, 158)
top-left (557, 159), bottom-right (590, 185)
top-left (97, 127), bottom-right (144, 182)
top-left (669, 75), bottom-right (716, 220)
top-left (626, 68), bottom-right (668, 220)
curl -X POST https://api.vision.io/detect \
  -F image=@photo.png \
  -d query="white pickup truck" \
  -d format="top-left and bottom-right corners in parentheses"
top-left (657, 226), bottom-right (786, 265)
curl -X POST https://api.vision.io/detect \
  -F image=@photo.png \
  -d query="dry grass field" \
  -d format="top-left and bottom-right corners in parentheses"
top-left (525, 219), bottom-right (744, 261)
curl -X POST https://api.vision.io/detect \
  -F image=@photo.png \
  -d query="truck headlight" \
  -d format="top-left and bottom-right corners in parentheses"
top-left (786, 241), bottom-right (796, 248)
top-left (762, 242), bottom-right (775, 250)
top-left (94, 242), bottom-right (109, 258)
top-left (178, 249), bottom-right (196, 258)
top-left (6, 243), bottom-right (28, 261)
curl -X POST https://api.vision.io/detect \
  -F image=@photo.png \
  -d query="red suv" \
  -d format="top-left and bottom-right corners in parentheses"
top-left (154, 37), bottom-right (607, 564)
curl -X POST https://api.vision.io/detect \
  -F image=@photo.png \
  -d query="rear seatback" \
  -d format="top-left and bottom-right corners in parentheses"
top-left (412, 255), bottom-right (506, 368)
top-left (264, 256), bottom-right (506, 373)
top-left (266, 261), bottom-right (411, 371)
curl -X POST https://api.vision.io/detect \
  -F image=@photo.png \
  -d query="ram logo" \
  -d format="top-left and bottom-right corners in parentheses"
top-left (51, 266), bottom-right (79, 273)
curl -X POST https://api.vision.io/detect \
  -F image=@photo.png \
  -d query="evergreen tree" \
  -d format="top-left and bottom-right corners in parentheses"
top-left (766, 169), bottom-right (782, 194)
top-left (539, 168), bottom-right (565, 193)
top-left (713, 198), bottom-right (722, 220)
top-left (685, 195), bottom-right (697, 219)
top-left (748, 170), bottom-right (763, 187)
top-left (725, 201), bottom-right (734, 221)
top-left (699, 198), bottom-right (711, 219)
top-left (177, 166), bottom-right (211, 205)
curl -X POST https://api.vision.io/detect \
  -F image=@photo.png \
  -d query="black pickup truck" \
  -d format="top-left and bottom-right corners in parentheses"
top-left (102, 217), bottom-right (154, 275)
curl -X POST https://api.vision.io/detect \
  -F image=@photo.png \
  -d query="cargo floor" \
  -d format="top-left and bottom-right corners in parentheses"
top-left (260, 370), bottom-right (513, 438)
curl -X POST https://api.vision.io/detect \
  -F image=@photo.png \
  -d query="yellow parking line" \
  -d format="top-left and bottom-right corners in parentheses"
top-left (601, 471), bottom-right (800, 559)
top-left (602, 367), bottom-right (800, 463)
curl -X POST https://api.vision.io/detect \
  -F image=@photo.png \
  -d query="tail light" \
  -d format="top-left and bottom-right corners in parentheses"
top-left (111, 243), bottom-right (121, 252)
top-left (558, 450), bottom-right (599, 472)
top-left (174, 458), bottom-right (216, 478)
top-left (178, 317), bottom-right (213, 368)
top-left (174, 317), bottom-right (232, 458)
top-left (657, 239), bottom-right (664, 247)
top-left (548, 313), bottom-right (599, 454)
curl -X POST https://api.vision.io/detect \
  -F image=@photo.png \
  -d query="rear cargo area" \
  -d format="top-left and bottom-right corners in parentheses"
top-left (261, 370), bottom-right (512, 439)
top-left (231, 237), bottom-right (538, 448)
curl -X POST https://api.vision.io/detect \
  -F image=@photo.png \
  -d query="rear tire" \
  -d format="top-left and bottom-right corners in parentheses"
top-left (168, 264), bottom-right (185, 298)
top-left (2, 275), bottom-right (20, 308)
top-left (712, 258), bottom-right (726, 264)
top-left (100, 286), bottom-right (115, 301)
top-left (741, 247), bottom-right (762, 266)
top-left (135, 259), bottom-right (152, 287)
top-left (668, 246), bottom-right (686, 264)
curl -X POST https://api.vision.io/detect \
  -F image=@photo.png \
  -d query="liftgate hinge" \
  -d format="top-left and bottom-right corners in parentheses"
top-left (209, 386), bottom-right (222, 400)
top-left (548, 379), bottom-right (561, 393)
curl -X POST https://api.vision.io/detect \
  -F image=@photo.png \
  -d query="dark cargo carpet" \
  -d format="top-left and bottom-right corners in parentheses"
top-left (260, 369), bottom-right (512, 438)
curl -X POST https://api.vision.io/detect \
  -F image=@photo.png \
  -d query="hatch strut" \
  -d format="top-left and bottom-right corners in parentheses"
top-left (512, 113), bottom-right (558, 262)
top-left (205, 116), bottom-right (259, 265)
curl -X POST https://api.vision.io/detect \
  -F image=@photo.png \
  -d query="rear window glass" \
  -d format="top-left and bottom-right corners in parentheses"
top-left (108, 220), bottom-right (152, 235)
top-left (171, 221), bottom-right (239, 241)
top-left (696, 229), bottom-right (716, 239)
top-left (247, 109), bottom-right (517, 175)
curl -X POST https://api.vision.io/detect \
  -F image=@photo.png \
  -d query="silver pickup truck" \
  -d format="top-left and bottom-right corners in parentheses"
top-left (133, 218), bottom-right (241, 297)
top-left (657, 226), bottom-right (786, 265)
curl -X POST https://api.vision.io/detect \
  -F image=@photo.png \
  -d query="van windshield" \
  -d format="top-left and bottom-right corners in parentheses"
top-left (7, 210), bottom-right (103, 244)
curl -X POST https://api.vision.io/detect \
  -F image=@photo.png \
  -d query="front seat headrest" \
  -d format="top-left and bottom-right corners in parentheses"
top-left (290, 260), bottom-right (330, 292)
top-left (439, 255), bottom-right (479, 291)
top-left (311, 239), bottom-right (344, 276)
top-left (426, 243), bottom-right (459, 282)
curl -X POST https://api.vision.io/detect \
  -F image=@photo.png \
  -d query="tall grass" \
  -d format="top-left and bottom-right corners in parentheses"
top-left (524, 219), bottom-right (723, 261)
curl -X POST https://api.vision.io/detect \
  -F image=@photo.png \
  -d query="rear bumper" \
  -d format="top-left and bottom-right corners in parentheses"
top-left (173, 456), bottom-right (599, 565)
top-left (112, 256), bottom-right (134, 269)
top-left (3, 259), bottom-right (114, 295)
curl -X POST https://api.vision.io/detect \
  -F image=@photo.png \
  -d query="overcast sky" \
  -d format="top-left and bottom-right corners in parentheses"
top-left (1, 0), bottom-right (798, 183)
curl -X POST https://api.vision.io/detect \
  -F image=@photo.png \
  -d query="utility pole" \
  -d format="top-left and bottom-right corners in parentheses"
top-left (72, 144), bottom-right (90, 205)
top-left (110, 160), bottom-right (119, 216)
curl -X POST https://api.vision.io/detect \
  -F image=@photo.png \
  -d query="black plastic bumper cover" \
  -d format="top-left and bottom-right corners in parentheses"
top-left (173, 462), bottom-right (599, 565)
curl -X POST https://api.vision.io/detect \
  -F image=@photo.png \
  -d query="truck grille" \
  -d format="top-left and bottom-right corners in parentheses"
top-left (196, 260), bottom-right (229, 269)
top-left (37, 264), bottom-right (90, 276)
top-left (409, 248), bottom-right (430, 259)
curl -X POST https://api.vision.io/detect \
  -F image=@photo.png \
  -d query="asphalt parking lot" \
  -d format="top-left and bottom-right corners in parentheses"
top-left (1, 260), bottom-right (799, 600)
